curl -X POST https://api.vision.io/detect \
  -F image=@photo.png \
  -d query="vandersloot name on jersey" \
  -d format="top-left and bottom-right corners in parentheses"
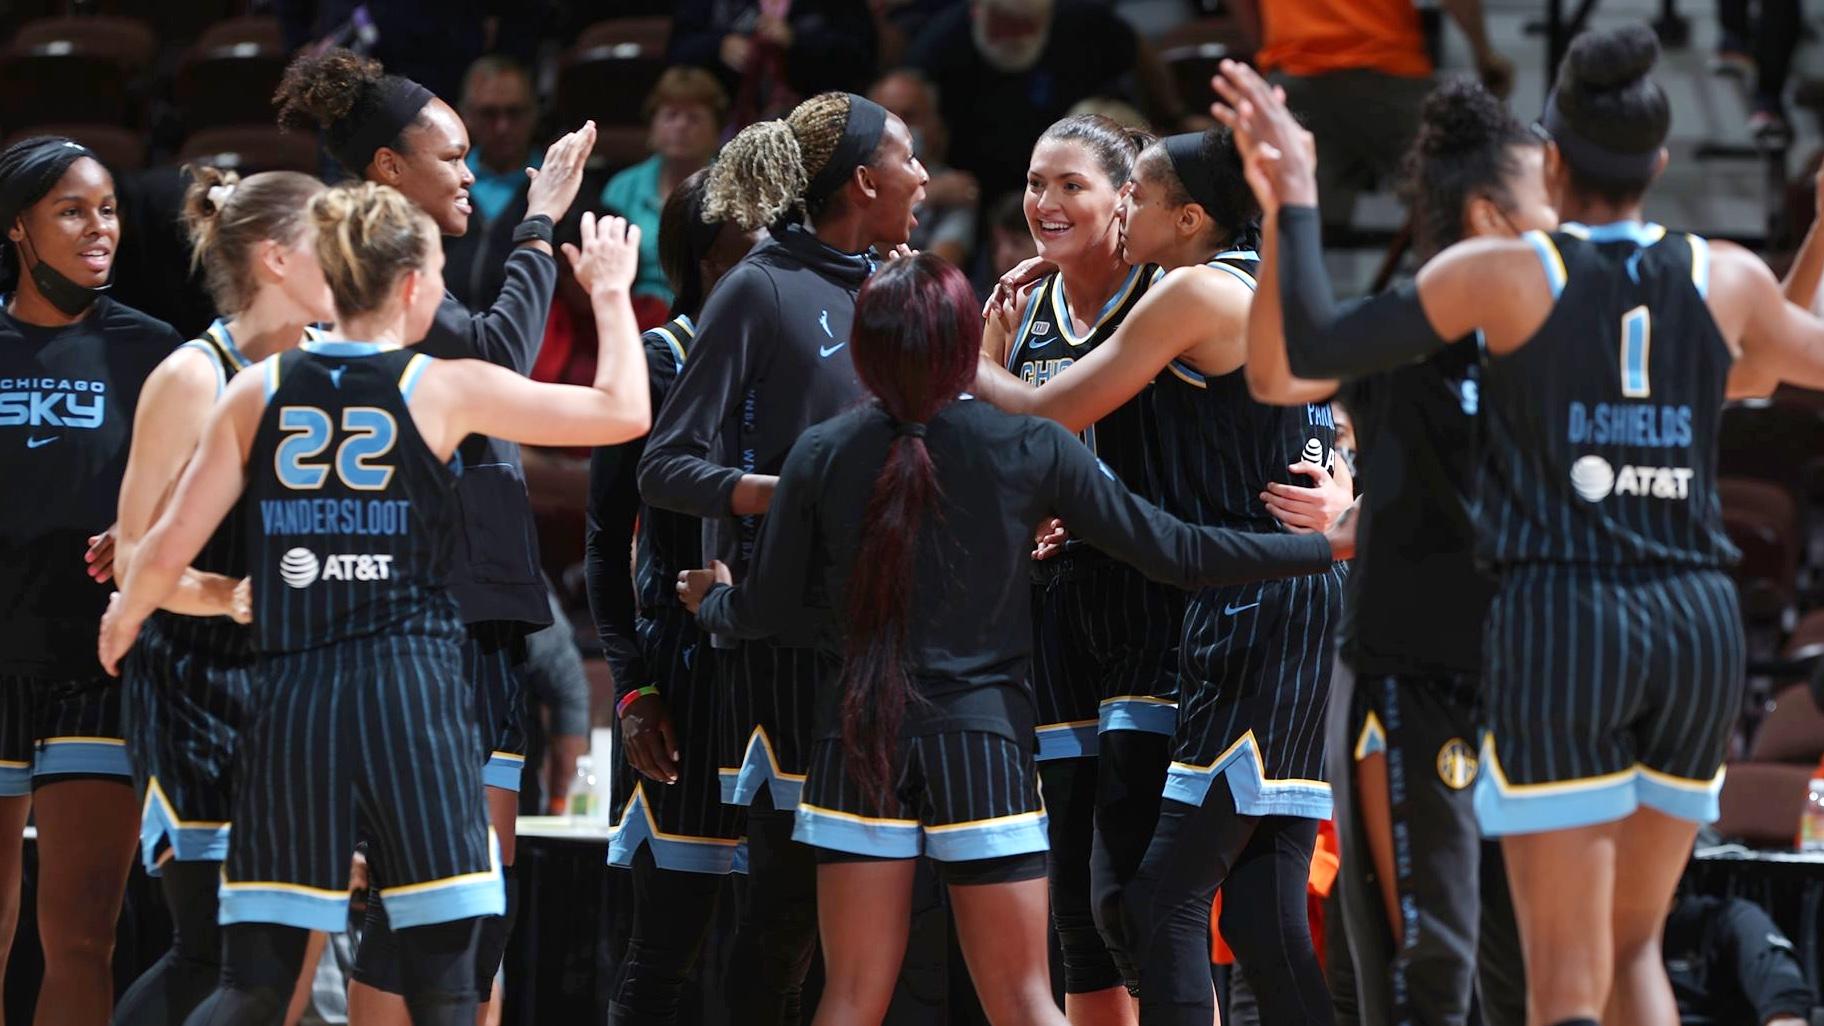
top-left (0, 376), bottom-right (106, 428)
top-left (260, 497), bottom-right (413, 536)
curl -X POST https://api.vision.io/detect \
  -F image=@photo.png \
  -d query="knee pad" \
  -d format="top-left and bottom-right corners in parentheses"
top-left (472, 864), bottom-right (518, 998)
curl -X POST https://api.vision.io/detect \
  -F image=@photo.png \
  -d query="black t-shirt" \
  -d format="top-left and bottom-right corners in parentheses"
top-left (0, 297), bottom-right (181, 677)
top-left (909, 2), bottom-right (1140, 198)
top-left (1337, 338), bottom-right (1493, 678)
top-left (698, 400), bottom-right (1336, 742)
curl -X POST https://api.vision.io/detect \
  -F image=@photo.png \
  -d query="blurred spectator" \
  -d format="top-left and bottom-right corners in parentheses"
top-left (1230, 0), bottom-right (1512, 235)
top-left (869, 69), bottom-right (978, 267)
top-left (1715, 0), bottom-right (1801, 142)
top-left (1664, 895), bottom-right (1816, 1026)
top-left (599, 67), bottom-right (728, 320)
top-left (519, 579), bottom-right (593, 814)
top-left (871, 0), bottom-right (965, 68)
top-left (669, 0), bottom-right (879, 125)
top-left (1068, 95), bottom-right (1152, 131)
top-left (984, 190), bottom-right (1037, 282)
top-left (446, 56), bottom-right (542, 312)
top-left (909, 0), bottom-right (1191, 207)
top-left (277, 0), bottom-right (538, 102)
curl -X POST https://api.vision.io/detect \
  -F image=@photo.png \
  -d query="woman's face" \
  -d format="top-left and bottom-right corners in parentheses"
top-left (701, 221), bottom-right (761, 296)
top-left (1117, 163), bottom-right (1180, 266)
top-left (1024, 138), bottom-right (1124, 267)
top-left (274, 225), bottom-right (335, 325)
top-left (12, 156), bottom-right (118, 287)
top-left (1468, 144), bottom-right (1556, 240)
top-left (650, 102), bottom-right (720, 164)
top-left (860, 115), bottom-right (928, 248)
top-left (380, 99), bottom-right (476, 238)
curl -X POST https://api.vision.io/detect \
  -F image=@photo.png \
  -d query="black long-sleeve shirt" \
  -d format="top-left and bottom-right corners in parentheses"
top-left (637, 224), bottom-right (871, 591)
top-left (417, 244), bottom-right (558, 629)
top-left (698, 400), bottom-right (1337, 742)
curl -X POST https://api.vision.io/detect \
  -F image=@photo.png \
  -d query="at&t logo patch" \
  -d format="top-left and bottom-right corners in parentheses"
top-left (278, 548), bottom-right (394, 588)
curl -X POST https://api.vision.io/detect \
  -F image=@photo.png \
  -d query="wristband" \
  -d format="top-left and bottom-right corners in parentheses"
top-left (617, 685), bottom-right (660, 718)
top-left (513, 214), bottom-right (555, 247)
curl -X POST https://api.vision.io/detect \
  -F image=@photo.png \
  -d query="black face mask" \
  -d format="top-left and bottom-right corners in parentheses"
top-left (18, 229), bottom-right (108, 318)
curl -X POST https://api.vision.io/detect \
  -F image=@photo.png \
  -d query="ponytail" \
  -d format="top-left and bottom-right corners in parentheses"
top-left (840, 254), bottom-right (980, 809)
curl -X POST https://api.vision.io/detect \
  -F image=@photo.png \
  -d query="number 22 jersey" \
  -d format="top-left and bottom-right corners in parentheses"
top-left (244, 342), bottom-right (463, 653)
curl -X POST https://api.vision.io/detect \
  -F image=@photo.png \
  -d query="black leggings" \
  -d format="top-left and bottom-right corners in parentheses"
top-left (723, 789), bottom-right (819, 1026)
top-left (182, 918), bottom-right (482, 1026)
top-left (609, 844), bottom-right (726, 1025)
top-left (1090, 730), bottom-right (1169, 994)
top-left (354, 866), bottom-right (518, 1001)
top-left (1124, 778), bottom-right (1330, 1026)
top-left (113, 860), bottom-right (223, 1026)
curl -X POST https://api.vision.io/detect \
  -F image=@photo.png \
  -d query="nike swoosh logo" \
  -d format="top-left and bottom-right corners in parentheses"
top-left (1027, 336), bottom-right (1055, 349)
top-left (819, 343), bottom-right (846, 358)
top-left (1223, 601), bottom-right (1261, 616)
top-left (26, 436), bottom-right (55, 449)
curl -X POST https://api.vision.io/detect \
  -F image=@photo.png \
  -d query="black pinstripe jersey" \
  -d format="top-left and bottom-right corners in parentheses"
top-left (1482, 224), bottom-right (1737, 569)
top-left (244, 343), bottom-right (462, 653)
top-left (635, 316), bottom-right (702, 613)
top-left (1006, 265), bottom-right (1159, 495)
top-left (1150, 252), bottom-right (1337, 531)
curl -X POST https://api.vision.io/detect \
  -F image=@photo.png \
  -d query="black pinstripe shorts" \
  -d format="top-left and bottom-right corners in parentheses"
top-left (0, 671), bottom-right (131, 796)
top-left (1475, 564), bottom-right (1744, 835)
top-left (465, 623), bottom-right (528, 792)
top-left (717, 638), bottom-right (834, 810)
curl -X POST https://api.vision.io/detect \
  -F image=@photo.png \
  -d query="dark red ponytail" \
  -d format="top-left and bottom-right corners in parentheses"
top-left (841, 254), bottom-right (981, 810)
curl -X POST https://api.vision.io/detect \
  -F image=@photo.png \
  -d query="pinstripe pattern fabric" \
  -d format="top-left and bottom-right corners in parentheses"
top-left (1166, 564), bottom-right (1347, 819)
top-left (794, 732), bottom-right (1047, 862)
top-left (718, 639), bottom-right (834, 810)
top-left (221, 637), bottom-right (499, 931)
top-left (610, 607), bottom-right (746, 874)
top-left (122, 321), bottom-right (254, 868)
top-left (1481, 224), bottom-right (1737, 569)
top-left (0, 673), bottom-right (131, 795)
top-left (1475, 565), bottom-right (1744, 835)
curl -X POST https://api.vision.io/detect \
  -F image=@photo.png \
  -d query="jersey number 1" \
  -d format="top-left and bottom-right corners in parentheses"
top-left (276, 406), bottom-right (398, 491)
top-left (1620, 305), bottom-right (1651, 398)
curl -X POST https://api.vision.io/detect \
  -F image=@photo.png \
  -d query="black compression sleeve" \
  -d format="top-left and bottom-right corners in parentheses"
top-left (1278, 205), bottom-right (1449, 380)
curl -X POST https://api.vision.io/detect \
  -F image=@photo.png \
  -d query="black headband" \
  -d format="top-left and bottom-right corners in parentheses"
top-left (1161, 132), bottom-right (1225, 215)
top-left (0, 139), bottom-right (95, 229)
top-left (1539, 90), bottom-right (1660, 183)
top-left (804, 94), bottom-right (889, 206)
top-left (335, 75), bottom-right (435, 173)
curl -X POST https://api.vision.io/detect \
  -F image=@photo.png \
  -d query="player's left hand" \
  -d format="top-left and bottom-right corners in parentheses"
top-left (677, 560), bottom-right (734, 614)
top-left (1263, 460), bottom-right (1352, 533)
top-left (97, 591), bottom-right (143, 677)
top-left (564, 212), bottom-right (640, 298)
top-left (1032, 517), bottom-right (1069, 560)
top-left (85, 524), bottom-right (118, 584)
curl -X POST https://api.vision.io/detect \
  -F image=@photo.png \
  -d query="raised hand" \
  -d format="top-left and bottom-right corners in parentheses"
top-left (562, 212), bottom-right (640, 298)
top-left (525, 120), bottom-right (599, 225)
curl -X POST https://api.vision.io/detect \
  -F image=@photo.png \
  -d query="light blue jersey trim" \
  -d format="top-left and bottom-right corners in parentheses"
top-left (1008, 289), bottom-right (1043, 371)
top-left (262, 355), bottom-right (281, 401)
top-left (207, 319), bottom-right (253, 368)
top-left (718, 727), bottom-right (806, 809)
top-left (1098, 697), bottom-right (1177, 736)
top-left (1472, 737), bottom-right (1724, 836)
top-left (1035, 721), bottom-right (1099, 761)
top-left (140, 777), bottom-right (230, 872)
top-left (36, 737), bottom-right (131, 779)
top-left (607, 787), bottom-right (747, 875)
top-left (1523, 230), bottom-right (1567, 299)
top-left (397, 353), bottom-right (434, 403)
top-left (482, 750), bottom-right (525, 792)
top-left (301, 340), bottom-right (392, 357)
top-left (1353, 711), bottom-right (1386, 760)
top-left (0, 761), bottom-right (30, 797)
top-left (378, 830), bottom-right (505, 928)
top-left (1687, 235), bottom-right (1711, 299)
top-left (922, 812), bottom-right (1049, 861)
top-left (793, 805), bottom-right (1050, 863)
top-left (219, 883), bottom-right (350, 932)
top-left (1561, 220), bottom-right (1667, 246)
top-left (1164, 734), bottom-right (1333, 819)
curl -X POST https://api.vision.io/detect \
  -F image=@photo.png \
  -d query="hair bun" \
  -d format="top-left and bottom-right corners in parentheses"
top-left (274, 48), bottom-right (384, 132)
top-left (1416, 77), bottom-right (1507, 158)
top-left (1564, 22), bottom-right (1660, 92)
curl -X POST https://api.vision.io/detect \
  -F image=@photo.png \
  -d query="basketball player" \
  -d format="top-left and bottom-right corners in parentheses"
top-left (98, 188), bottom-right (648, 1025)
top-left (1216, 30), bottom-right (1824, 1025)
top-left (271, 48), bottom-right (596, 1015)
top-left (0, 136), bottom-right (183, 1026)
top-left (586, 169), bottom-right (757, 1025)
top-left (675, 253), bottom-right (1353, 1026)
top-left (973, 126), bottom-right (1349, 1026)
top-left (111, 166), bottom-right (330, 1025)
top-left (1242, 78), bottom-right (1548, 1026)
top-left (636, 91), bottom-right (926, 1023)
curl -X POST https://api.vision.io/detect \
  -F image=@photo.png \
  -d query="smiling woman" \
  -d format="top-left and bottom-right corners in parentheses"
top-left (0, 134), bottom-right (185, 1026)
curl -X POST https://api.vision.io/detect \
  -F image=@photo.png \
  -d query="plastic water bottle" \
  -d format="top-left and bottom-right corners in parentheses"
top-left (1801, 757), bottom-right (1824, 853)
top-left (566, 755), bottom-right (600, 823)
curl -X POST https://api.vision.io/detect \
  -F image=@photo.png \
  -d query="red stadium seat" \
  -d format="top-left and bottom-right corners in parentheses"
top-left (194, 14), bottom-right (284, 54)
top-left (1715, 683), bottom-right (1824, 846)
top-left (178, 126), bottom-right (319, 175)
top-left (12, 15), bottom-right (156, 73)
top-left (557, 39), bottom-right (666, 131)
top-left (176, 18), bottom-right (287, 131)
top-left (1157, 17), bottom-right (1254, 111)
top-left (576, 17), bottom-right (670, 54)
top-left (2, 124), bottom-right (144, 171)
top-left (0, 50), bottom-right (129, 130)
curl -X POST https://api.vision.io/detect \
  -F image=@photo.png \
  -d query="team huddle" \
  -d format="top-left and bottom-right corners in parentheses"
top-left (0, 16), bottom-right (1819, 1026)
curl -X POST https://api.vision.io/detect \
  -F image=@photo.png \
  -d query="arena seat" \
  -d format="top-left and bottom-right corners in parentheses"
top-left (1714, 683), bottom-right (1824, 846)
top-left (557, 34), bottom-right (666, 132)
top-left (576, 17), bottom-right (670, 54)
top-left (12, 15), bottom-right (156, 73)
top-left (176, 18), bottom-right (287, 131)
top-left (178, 125), bottom-right (319, 175)
top-left (0, 50), bottom-right (129, 130)
top-left (2, 124), bottom-right (144, 171)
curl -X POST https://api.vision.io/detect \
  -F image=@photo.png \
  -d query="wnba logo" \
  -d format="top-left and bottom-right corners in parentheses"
top-left (1436, 738), bottom-right (1478, 790)
top-left (279, 548), bottom-right (320, 589)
